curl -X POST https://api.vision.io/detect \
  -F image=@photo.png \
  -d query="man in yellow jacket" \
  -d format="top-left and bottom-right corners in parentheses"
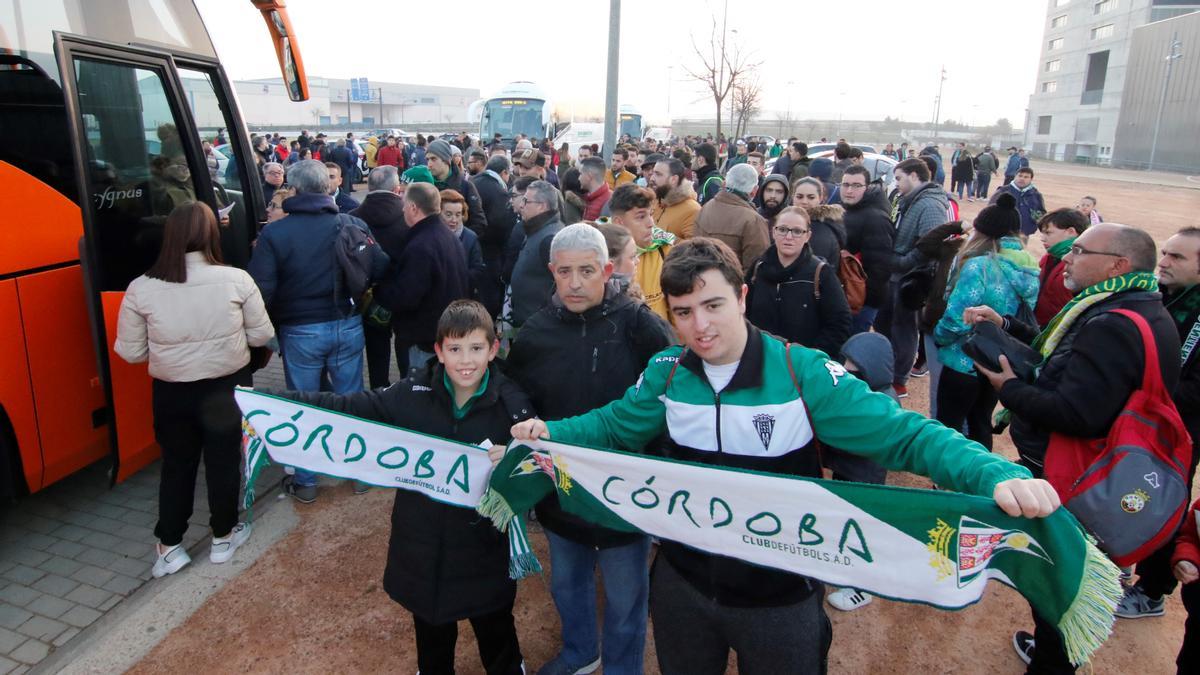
top-left (608, 184), bottom-right (674, 321)
top-left (365, 137), bottom-right (379, 170)
top-left (650, 157), bottom-right (700, 241)
top-left (606, 148), bottom-right (637, 189)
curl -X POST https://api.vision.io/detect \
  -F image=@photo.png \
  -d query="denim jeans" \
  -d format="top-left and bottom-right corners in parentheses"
top-left (923, 333), bottom-right (945, 418)
top-left (278, 315), bottom-right (365, 486)
top-left (545, 530), bottom-right (651, 675)
top-left (975, 170), bottom-right (992, 199)
top-left (851, 305), bottom-right (878, 336)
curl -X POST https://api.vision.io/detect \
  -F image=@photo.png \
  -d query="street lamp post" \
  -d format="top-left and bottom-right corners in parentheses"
top-left (932, 65), bottom-right (947, 141)
top-left (1148, 33), bottom-right (1183, 172)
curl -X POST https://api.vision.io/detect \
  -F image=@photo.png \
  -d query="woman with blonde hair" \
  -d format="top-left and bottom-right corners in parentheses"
top-left (115, 202), bottom-right (275, 578)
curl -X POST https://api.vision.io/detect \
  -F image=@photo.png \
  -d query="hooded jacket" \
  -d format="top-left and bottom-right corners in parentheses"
top-left (819, 332), bottom-right (897, 483)
top-left (892, 181), bottom-right (950, 279)
top-left (270, 363), bottom-right (535, 625)
top-left (364, 137), bottom-right (379, 169)
top-left (506, 286), bottom-right (675, 548)
top-left (842, 186), bottom-right (896, 308)
top-left (693, 164), bottom-right (723, 205)
top-left (755, 174), bottom-right (790, 227)
top-left (806, 204), bottom-right (847, 275)
top-left (546, 324), bottom-right (1033, 607)
top-left (654, 180), bottom-right (701, 240)
top-left (746, 243), bottom-right (851, 356)
top-left (933, 238), bottom-right (1040, 375)
top-left (694, 189), bottom-right (770, 271)
top-left (990, 183), bottom-right (1046, 236)
top-left (249, 192), bottom-right (359, 326)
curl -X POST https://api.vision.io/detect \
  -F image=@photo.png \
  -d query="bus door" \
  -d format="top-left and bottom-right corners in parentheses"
top-left (54, 35), bottom-right (225, 483)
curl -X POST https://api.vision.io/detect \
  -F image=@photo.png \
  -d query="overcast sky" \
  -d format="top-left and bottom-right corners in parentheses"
top-left (196, 0), bottom-right (1046, 127)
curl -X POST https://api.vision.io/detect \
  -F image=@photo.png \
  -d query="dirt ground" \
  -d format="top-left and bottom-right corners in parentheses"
top-left (130, 167), bottom-right (1200, 674)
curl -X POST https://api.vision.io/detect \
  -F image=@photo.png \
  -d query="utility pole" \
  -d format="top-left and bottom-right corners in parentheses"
top-left (378, 88), bottom-right (384, 126)
top-left (346, 89), bottom-right (352, 126)
top-left (932, 65), bottom-right (946, 141)
top-left (602, 0), bottom-right (621, 162)
top-left (1148, 33), bottom-right (1183, 172)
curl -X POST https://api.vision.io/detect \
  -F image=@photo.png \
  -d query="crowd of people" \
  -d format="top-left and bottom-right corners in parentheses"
top-left (116, 128), bottom-right (1197, 675)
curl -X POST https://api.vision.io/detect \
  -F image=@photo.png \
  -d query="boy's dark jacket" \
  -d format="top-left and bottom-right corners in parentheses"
top-left (268, 363), bottom-right (535, 624)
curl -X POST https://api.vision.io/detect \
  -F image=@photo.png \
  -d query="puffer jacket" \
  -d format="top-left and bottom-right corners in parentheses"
top-left (842, 186), bottom-right (896, 308)
top-left (746, 244), bottom-right (851, 357)
top-left (653, 181), bottom-right (701, 240)
top-left (694, 189), bottom-right (770, 271)
top-left (933, 238), bottom-right (1040, 375)
top-left (807, 204), bottom-right (847, 275)
top-left (506, 287), bottom-right (675, 548)
top-left (115, 252), bottom-right (275, 382)
top-left (269, 363), bottom-right (535, 625)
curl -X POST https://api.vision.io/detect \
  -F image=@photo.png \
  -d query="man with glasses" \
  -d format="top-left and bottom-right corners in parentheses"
top-left (839, 165), bottom-right (895, 334)
top-left (508, 180), bottom-right (565, 327)
top-left (465, 148), bottom-right (488, 177)
top-left (965, 223), bottom-right (1180, 672)
top-left (261, 162), bottom-right (286, 206)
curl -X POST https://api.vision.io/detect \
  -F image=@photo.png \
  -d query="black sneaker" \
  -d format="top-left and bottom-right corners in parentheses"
top-left (1012, 630), bottom-right (1035, 666)
top-left (1114, 584), bottom-right (1166, 619)
top-left (282, 475), bottom-right (317, 504)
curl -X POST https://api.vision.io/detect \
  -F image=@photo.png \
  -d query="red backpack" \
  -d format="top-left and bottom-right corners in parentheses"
top-left (1043, 309), bottom-right (1193, 566)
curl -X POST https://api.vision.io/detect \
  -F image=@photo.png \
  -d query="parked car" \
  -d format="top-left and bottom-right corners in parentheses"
top-left (764, 150), bottom-right (897, 193)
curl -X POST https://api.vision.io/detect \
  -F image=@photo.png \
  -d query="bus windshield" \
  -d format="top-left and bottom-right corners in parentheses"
top-left (482, 98), bottom-right (545, 141)
top-left (620, 114), bottom-right (642, 139)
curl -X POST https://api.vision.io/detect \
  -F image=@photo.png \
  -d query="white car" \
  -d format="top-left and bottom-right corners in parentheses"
top-left (764, 150), bottom-right (898, 193)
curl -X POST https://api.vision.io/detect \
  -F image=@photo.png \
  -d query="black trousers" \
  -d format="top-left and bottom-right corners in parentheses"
top-left (364, 320), bottom-right (396, 389)
top-left (1180, 580), bottom-right (1200, 674)
top-left (152, 373), bottom-right (243, 547)
top-left (936, 367), bottom-right (998, 450)
top-left (411, 603), bottom-right (523, 675)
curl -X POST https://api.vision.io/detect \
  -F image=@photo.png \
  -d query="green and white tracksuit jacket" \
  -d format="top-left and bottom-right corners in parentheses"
top-left (548, 322), bottom-right (1032, 607)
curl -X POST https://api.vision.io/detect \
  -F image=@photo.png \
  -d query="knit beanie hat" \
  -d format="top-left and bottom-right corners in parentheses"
top-left (427, 139), bottom-right (453, 163)
top-left (973, 192), bottom-right (1021, 239)
top-left (401, 165), bottom-right (436, 185)
top-left (808, 157), bottom-right (833, 181)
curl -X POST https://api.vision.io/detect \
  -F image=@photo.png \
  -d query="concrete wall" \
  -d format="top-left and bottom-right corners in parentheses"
top-left (1113, 11), bottom-right (1200, 171)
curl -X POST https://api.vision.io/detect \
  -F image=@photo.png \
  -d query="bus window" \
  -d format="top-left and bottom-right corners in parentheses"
top-left (73, 58), bottom-right (198, 292)
top-left (0, 54), bottom-right (78, 204)
top-left (178, 66), bottom-right (258, 269)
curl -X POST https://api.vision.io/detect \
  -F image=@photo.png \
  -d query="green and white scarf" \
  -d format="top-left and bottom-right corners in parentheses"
top-left (479, 438), bottom-right (1122, 665)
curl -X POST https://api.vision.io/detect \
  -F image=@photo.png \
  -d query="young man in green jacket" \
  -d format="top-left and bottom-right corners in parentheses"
top-left (512, 237), bottom-right (1061, 675)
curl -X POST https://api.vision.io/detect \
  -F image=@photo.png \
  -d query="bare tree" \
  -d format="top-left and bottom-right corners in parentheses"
top-left (683, 15), bottom-right (758, 141)
top-left (732, 77), bottom-right (763, 139)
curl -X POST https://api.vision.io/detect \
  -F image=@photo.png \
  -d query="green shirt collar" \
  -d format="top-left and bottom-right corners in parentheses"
top-left (443, 368), bottom-right (490, 420)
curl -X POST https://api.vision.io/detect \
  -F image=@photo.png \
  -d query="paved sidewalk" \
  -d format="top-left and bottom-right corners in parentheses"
top-left (0, 362), bottom-right (295, 674)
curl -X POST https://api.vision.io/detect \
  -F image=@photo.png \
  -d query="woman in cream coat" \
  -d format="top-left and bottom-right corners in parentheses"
top-left (115, 202), bottom-right (274, 578)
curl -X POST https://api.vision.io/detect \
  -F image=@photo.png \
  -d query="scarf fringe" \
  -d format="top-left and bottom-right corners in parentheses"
top-left (479, 488), bottom-right (545, 579)
top-left (1058, 539), bottom-right (1123, 665)
top-left (476, 488), bottom-right (516, 532)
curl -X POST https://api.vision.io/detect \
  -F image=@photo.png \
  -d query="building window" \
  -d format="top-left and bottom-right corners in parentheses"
top-left (1082, 50), bottom-right (1109, 103)
top-left (1046, 59), bottom-right (1062, 72)
top-left (1042, 81), bottom-right (1059, 93)
top-left (1094, 0), bottom-right (1115, 14)
top-left (1037, 116), bottom-right (1053, 135)
top-left (1151, 6), bottom-right (1200, 22)
top-left (1049, 37), bottom-right (1065, 50)
top-left (1091, 23), bottom-right (1114, 39)
top-left (1051, 14), bottom-right (1068, 27)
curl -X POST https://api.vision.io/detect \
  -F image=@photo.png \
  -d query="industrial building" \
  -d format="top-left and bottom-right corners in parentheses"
top-left (1025, 0), bottom-right (1198, 167)
top-left (181, 75), bottom-right (479, 129)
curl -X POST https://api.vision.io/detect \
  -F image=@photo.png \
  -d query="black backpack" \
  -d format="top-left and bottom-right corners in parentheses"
top-left (334, 214), bottom-right (389, 306)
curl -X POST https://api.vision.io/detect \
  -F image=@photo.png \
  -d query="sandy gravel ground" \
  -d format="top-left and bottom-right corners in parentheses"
top-left (128, 166), bottom-right (1200, 674)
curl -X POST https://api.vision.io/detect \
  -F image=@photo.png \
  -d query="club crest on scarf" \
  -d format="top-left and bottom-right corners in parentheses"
top-left (927, 516), bottom-right (1052, 588)
top-left (510, 447), bottom-right (574, 494)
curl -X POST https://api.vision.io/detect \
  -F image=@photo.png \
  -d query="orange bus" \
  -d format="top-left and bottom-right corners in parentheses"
top-left (0, 1), bottom-right (308, 498)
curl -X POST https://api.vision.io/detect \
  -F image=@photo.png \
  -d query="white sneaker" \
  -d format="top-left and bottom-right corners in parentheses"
top-left (209, 522), bottom-right (252, 564)
top-left (827, 587), bottom-right (872, 611)
top-left (152, 543), bottom-right (191, 578)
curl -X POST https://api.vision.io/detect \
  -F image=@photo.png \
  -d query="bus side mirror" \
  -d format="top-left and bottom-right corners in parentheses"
top-left (252, 2), bottom-right (309, 102)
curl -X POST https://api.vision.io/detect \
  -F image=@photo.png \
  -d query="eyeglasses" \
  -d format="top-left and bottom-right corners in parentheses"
top-left (1068, 244), bottom-right (1125, 258)
top-left (839, 182), bottom-right (867, 190)
top-left (774, 226), bottom-right (810, 239)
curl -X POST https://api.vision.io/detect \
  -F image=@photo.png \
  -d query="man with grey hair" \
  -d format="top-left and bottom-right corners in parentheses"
top-left (578, 156), bottom-right (611, 221)
top-left (351, 165), bottom-right (409, 388)
top-left (509, 180), bottom-right (565, 326)
top-left (964, 223), bottom-right (1181, 671)
top-left (471, 154), bottom-right (516, 317)
top-left (507, 223), bottom-right (674, 675)
top-left (261, 161), bottom-right (285, 205)
top-left (693, 162), bottom-right (770, 270)
top-left (249, 159), bottom-right (374, 502)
